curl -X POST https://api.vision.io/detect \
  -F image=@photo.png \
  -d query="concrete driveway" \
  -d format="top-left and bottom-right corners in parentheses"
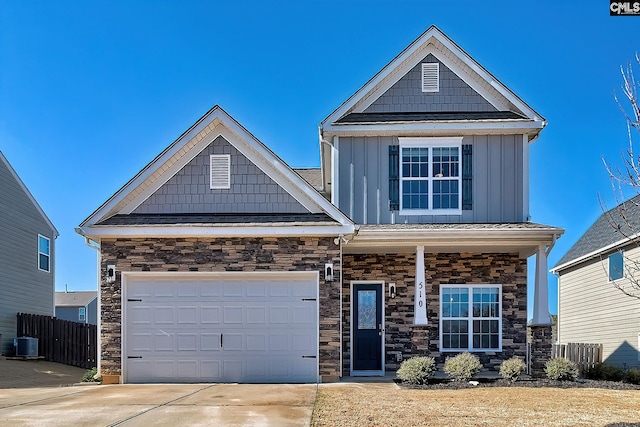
top-left (0, 383), bottom-right (317, 426)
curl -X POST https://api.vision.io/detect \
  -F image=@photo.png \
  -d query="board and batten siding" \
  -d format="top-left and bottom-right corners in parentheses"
top-left (557, 246), bottom-right (640, 368)
top-left (0, 156), bottom-right (55, 355)
top-left (133, 136), bottom-right (308, 215)
top-left (336, 134), bottom-right (525, 224)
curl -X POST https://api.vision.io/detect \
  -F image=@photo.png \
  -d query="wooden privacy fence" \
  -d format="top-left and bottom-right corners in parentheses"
top-left (16, 313), bottom-right (97, 369)
top-left (552, 342), bottom-right (603, 373)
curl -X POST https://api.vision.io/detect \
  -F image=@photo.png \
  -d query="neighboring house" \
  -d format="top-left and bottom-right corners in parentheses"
top-left (0, 151), bottom-right (58, 355)
top-left (77, 26), bottom-right (563, 384)
top-left (55, 291), bottom-right (98, 325)
top-left (552, 196), bottom-right (640, 368)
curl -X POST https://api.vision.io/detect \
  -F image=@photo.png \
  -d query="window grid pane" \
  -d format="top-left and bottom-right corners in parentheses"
top-left (442, 286), bottom-right (500, 351)
top-left (609, 252), bottom-right (624, 281)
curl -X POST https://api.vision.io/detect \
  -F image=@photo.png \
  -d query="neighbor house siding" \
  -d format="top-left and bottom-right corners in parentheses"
top-left (133, 136), bottom-right (308, 214)
top-left (99, 237), bottom-right (341, 381)
top-left (337, 134), bottom-right (524, 224)
top-left (0, 158), bottom-right (55, 355)
top-left (363, 54), bottom-right (497, 113)
top-left (558, 246), bottom-right (640, 368)
top-left (342, 252), bottom-right (527, 374)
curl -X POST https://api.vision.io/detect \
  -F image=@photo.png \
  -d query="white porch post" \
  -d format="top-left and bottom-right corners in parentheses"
top-left (414, 245), bottom-right (428, 325)
top-left (531, 244), bottom-right (553, 325)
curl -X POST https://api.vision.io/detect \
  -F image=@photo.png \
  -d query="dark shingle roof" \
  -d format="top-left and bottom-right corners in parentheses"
top-left (294, 168), bottom-right (322, 190)
top-left (97, 213), bottom-right (336, 226)
top-left (554, 195), bottom-right (640, 269)
top-left (55, 291), bottom-right (97, 307)
top-left (336, 111), bottom-right (527, 124)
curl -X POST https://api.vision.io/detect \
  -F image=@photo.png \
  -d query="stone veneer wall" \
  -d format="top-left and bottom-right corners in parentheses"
top-left (342, 252), bottom-right (527, 374)
top-left (99, 237), bottom-right (341, 381)
top-left (529, 325), bottom-right (553, 378)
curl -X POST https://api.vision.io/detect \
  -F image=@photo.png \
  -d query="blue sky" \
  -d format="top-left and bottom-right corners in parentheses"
top-left (1, 1), bottom-right (639, 315)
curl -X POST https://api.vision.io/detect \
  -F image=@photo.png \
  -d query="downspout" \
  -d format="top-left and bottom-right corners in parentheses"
top-left (76, 229), bottom-right (102, 375)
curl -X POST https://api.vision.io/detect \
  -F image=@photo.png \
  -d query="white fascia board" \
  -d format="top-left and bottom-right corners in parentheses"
top-left (322, 120), bottom-right (544, 137)
top-left (550, 235), bottom-right (636, 273)
top-left (82, 106), bottom-right (353, 228)
top-left (79, 223), bottom-right (355, 239)
top-left (321, 26), bottom-right (544, 127)
top-left (0, 151), bottom-right (59, 237)
top-left (80, 109), bottom-right (226, 227)
top-left (354, 45), bottom-right (507, 114)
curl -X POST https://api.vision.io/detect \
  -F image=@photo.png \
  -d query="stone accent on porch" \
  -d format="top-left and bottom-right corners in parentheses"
top-left (529, 325), bottom-right (553, 378)
top-left (342, 252), bottom-right (527, 374)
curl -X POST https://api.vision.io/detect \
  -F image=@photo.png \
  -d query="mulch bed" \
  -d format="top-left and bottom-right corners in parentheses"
top-left (397, 377), bottom-right (640, 390)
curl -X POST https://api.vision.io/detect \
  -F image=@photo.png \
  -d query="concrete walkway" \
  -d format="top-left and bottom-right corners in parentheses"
top-left (0, 383), bottom-right (317, 426)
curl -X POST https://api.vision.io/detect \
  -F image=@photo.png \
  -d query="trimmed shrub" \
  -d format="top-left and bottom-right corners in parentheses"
top-left (499, 357), bottom-right (526, 382)
top-left (583, 363), bottom-right (625, 381)
top-left (396, 356), bottom-right (436, 385)
top-left (443, 352), bottom-right (482, 382)
top-left (624, 368), bottom-right (640, 385)
top-left (545, 358), bottom-right (578, 381)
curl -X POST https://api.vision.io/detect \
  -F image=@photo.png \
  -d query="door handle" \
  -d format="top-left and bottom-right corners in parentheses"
top-left (220, 334), bottom-right (223, 348)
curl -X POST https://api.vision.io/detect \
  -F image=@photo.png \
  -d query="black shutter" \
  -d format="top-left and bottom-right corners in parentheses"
top-left (389, 145), bottom-right (399, 211)
top-left (462, 144), bottom-right (472, 210)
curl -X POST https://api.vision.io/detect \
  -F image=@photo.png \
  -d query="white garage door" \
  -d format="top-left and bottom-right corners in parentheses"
top-left (123, 272), bottom-right (318, 384)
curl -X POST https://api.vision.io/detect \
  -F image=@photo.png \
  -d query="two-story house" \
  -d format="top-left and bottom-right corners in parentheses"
top-left (77, 26), bottom-right (563, 384)
top-left (0, 151), bottom-right (58, 355)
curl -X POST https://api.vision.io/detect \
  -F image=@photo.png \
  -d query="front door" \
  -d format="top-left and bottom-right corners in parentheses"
top-left (352, 283), bottom-right (383, 374)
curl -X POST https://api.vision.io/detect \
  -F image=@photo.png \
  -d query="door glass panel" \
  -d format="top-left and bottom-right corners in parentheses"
top-left (357, 290), bottom-right (377, 330)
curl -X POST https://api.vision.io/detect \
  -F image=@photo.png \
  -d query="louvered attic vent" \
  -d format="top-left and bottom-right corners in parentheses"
top-left (210, 154), bottom-right (230, 189)
top-left (421, 63), bottom-right (439, 92)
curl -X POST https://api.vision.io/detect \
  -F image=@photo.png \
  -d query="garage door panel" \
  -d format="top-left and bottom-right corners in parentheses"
top-left (177, 306), bottom-right (197, 323)
top-left (125, 274), bottom-right (318, 383)
top-left (223, 306), bottom-right (244, 323)
top-left (201, 306), bottom-right (221, 323)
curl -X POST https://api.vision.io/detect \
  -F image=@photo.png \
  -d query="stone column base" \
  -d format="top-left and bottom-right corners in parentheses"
top-left (529, 325), bottom-right (553, 378)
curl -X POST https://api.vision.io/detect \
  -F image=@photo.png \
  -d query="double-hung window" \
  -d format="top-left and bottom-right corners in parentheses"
top-left (79, 307), bottom-right (86, 322)
top-left (399, 137), bottom-right (462, 215)
top-left (440, 284), bottom-right (502, 351)
top-left (38, 235), bottom-right (50, 272)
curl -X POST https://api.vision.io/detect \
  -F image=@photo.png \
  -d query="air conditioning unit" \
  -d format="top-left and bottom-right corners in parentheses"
top-left (15, 337), bottom-right (38, 357)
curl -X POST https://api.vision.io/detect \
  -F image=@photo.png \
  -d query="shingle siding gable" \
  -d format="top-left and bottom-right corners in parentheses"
top-left (363, 54), bottom-right (497, 114)
top-left (133, 135), bottom-right (309, 215)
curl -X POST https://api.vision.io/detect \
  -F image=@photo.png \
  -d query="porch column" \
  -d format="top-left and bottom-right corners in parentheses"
top-left (414, 245), bottom-right (428, 325)
top-left (531, 244), bottom-right (553, 325)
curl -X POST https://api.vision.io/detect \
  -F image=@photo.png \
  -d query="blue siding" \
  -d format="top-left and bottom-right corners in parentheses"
top-left (364, 54), bottom-right (497, 113)
top-left (337, 135), bottom-right (524, 224)
top-left (134, 136), bottom-right (308, 215)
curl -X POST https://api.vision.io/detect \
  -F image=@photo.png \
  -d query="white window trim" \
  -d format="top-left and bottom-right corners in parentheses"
top-left (399, 137), bottom-right (463, 216)
top-left (421, 62), bottom-right (439, 92)
top-left (607, 250), bottom-right (625, 282)
top-left (79, 307), bottom-right (86, 322)
top-left (37, 234), bottom-right (50, 273)
top-left (209, 154), bottom-right (231, 189)
top-left (439, 284), bottom-right (502, 352)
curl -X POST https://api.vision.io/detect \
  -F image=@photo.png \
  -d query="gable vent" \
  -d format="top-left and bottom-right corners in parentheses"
top-left (209, 154), bottom-right (230, 189)
top-left (421, 63), bottom-right (439, 93)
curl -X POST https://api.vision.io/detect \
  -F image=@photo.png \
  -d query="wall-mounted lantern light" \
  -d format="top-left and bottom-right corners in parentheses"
top-left (325, 263), bottom-right (334, 282)
top-left (389, 283), bottom-right (396, 299)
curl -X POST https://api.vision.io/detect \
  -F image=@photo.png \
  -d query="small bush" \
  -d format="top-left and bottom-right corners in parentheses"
top-left (545, 358), bottom-right (578, 381)
top-left (82, 367), bottom-right (101, 383)
top-left (499, 357), bottom-right (526, 382)
top-left (443, 352), bottom-right (482, 382)
top-left (583, 363), bottom-right (625, 381)
top-left (625, 368), bottom-right (640, 385)
top-left (396, 356), bottom-right (436, 385)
